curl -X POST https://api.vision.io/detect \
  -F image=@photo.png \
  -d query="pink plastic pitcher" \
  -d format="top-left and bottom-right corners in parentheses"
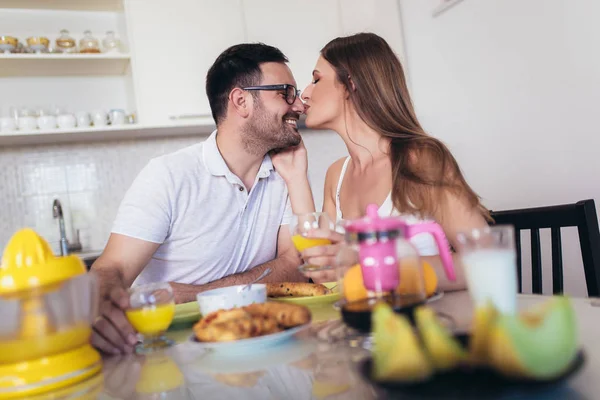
top-left (344, 204), bottom-right (456, 292)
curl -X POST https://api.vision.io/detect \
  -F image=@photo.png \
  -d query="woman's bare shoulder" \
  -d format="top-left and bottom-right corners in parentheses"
top-left (328, 157), bottom-right (348, 174)
top-left (323, 156), bottom-right (348, 198)
top-left (325, 157), bottom-right (348, 184)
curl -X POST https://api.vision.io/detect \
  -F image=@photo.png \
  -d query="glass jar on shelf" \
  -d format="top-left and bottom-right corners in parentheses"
top-left (14, 42), bottom-right (26, 54)
top-left (102, 31), bottom-right (122, 53)
top-left (55, 29), bottom-right (77, 53)
top-left (0, 36), bottom-right (18, 54)
top-left (79, 30), bottom-right (101, 54)
top-left (26, 37), bottom-right (49, 54)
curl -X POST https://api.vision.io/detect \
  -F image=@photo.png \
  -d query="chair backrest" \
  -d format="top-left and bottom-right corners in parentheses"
top-left (490, 199), bottom-right (600, 296)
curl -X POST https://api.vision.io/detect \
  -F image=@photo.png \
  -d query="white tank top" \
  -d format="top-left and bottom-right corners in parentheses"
top-left (335, 157), bottom-right (439, 256)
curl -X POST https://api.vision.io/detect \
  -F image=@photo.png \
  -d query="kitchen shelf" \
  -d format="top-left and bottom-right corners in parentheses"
top-left (0, 53), bottom-right (131, 77)
top-left (0, 0), bottom-right (123, 12)
top-left (0, 119), bottom-right (216, 147)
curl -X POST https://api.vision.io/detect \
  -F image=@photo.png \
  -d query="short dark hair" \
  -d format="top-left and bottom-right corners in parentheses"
top-left (206, 43), bottom-right (289, 124)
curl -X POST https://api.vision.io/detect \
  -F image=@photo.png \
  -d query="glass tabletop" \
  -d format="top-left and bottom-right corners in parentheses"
top-left (29, 292), bottom-right (598, 400)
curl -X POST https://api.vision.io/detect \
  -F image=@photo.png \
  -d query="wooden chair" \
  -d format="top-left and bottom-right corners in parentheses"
top-left (490, 199), bottom-right (600, 296)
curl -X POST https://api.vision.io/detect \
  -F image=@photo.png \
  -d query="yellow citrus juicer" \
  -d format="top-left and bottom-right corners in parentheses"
top-left (0, 228), bottom-right (102, 399)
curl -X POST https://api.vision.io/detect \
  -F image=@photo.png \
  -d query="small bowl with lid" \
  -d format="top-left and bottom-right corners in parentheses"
top-left (0, 36), bottom-right (18, 54)
top-left (26, 36), bottom-right (49, 53)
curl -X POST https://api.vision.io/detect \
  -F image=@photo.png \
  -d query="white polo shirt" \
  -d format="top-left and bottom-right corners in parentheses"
top-left (112, 130), bottom-right (292, 286)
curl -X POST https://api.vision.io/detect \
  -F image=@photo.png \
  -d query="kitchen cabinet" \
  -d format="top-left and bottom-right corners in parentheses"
top-left (0, 0), bottom-right (222, 147)
top-left (242, 0), bottom-right (341, 90)
top-left (242, 0), bottom-right (406, 88)
top-left (0, 1), bottom-right (141, 146)
top-left (125, 0), bottom-right (246, 125)
top-left (0, 0), bottom-right (407, 146)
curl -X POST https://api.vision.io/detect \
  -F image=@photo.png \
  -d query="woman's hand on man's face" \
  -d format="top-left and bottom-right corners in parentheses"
top-left (270, 140), bottom-right (308, 183)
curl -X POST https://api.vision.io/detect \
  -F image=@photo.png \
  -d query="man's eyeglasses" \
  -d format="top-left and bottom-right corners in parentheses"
top-left (242, 84), bottom-right (301, 105)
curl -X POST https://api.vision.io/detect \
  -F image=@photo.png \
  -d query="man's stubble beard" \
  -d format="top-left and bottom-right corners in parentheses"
top-left (242, 101), bottom-right (301, 156)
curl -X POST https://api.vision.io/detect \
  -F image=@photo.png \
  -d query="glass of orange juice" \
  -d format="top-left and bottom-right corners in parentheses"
top-left (290, 212), bottom-right (335, 273)
top-left (126, 282), bottom-right (176, 353)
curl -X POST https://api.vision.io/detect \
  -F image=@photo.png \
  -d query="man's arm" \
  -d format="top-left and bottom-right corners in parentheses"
top-left (91, 233), bottom-right (161, 295)
top-left (170, 225), bottom-right (306, 303)
top-left (89, 233), bottom-right (160, 354)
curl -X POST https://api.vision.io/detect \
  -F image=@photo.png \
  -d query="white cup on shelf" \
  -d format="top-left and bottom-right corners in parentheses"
top-left (17, 116), bottom-right (37, 131)
top-left (0, 117), bottom-right (17, 132)
top-left (108, 109), bottom-right (126, 125)
top-left (57, 114), bottom-right (76, 129)
top-left (37, 115), bottom-right (57, 130)
top-left (76, 112), bottom-right (91, 127)
top-left (91, 110), bottom-right (108, 127)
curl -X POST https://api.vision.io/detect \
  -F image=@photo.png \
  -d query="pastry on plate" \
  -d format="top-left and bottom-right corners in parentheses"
top-left (243, 302), bottom-right (311, 328)
top-left (193, 302), bottom-right (310, 342)
top-left (267, 282), bottom-right (329, 298)
top-left (194, 314), bottom-right (281, 342)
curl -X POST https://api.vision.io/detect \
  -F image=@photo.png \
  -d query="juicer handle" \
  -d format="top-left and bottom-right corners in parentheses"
top-left (405, 223), bottom-right (456, 281)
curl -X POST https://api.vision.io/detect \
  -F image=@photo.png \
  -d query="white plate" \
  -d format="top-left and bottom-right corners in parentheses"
top-left (189, 323), bottom-right (311, 353)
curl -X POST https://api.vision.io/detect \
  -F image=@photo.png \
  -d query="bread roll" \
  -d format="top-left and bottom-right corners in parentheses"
top-left (267, 282), bottom-right (329, 297)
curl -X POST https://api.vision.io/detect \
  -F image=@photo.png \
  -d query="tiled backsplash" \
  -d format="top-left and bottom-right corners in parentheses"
top-left (0, 130), bottom-right (347, 254)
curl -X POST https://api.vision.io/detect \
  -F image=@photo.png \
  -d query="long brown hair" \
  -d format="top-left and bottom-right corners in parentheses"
top-left (321, 33), bottom-right (491, 221)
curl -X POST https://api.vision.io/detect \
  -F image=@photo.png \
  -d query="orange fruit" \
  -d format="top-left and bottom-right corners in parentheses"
top-left (342, 264), bottom-right (369, 303)
top-left (342, 261), bottom-right (438, 302)
top-left (396, 261), bottom-right (438, 297)
top-left (422, 262), bottom-right (438, 297)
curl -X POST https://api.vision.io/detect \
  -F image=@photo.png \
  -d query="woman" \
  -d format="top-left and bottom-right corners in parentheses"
top-left (272, 33), bottom-right (491, 290)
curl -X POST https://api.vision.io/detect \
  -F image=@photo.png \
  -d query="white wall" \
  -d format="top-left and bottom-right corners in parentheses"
top-left (399, 0), bottom-right (600, 296)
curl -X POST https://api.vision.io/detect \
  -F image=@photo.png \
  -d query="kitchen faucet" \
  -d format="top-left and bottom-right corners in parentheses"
top-left (52, 198), bottom-right (82, 256)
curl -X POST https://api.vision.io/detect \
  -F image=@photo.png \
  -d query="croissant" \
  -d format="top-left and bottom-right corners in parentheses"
top-left (243, 302), bottom-right (311, 328)
top-left (193, 301), bottom-right (311, 342)
top-left (193, 314), bottom-right (281, 342)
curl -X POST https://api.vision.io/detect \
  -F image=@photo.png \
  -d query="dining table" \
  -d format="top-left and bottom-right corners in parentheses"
top-left (80, 291), bottom-right (599, 400)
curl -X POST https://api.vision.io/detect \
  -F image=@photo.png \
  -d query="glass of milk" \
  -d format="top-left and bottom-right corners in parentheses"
top-left (456, 226), bottom-right (517, 314)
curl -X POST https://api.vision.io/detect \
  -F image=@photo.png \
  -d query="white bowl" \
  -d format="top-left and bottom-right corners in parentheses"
top-left (196, 284), bottom-right (266, 316)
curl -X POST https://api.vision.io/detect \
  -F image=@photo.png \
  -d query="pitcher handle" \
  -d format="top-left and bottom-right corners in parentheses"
top-left (405, 223), bottom-right (456, 281)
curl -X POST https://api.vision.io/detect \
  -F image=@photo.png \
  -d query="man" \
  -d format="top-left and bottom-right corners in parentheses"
top-left (90, 43), bottom-right (307, 354)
